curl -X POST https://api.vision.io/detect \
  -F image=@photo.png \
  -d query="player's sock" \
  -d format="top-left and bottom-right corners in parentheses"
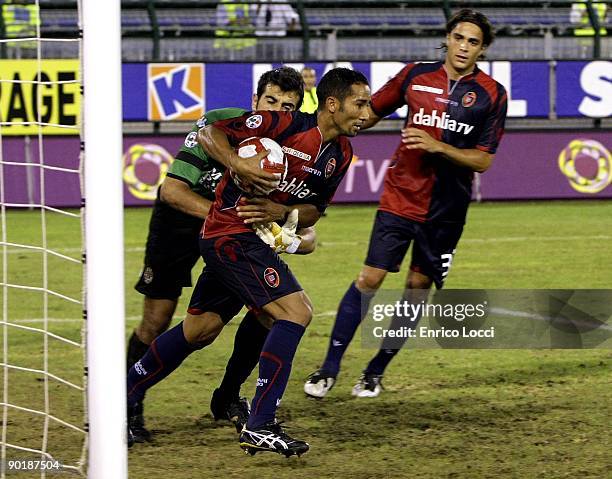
top-left (127, 322), bottom-right (196, 406)
top-left (126, 331), bottom-right (150, 372)
top-left (320, 282), bottom-right (373, 376)
top-left (217, 311), bottom-right (269, 400)
top-left (365, 288), bottom-right (427, 375)
top-left (364, 348), bottom-right (401, 376)
top-left (247, 320), bottom-right (305, 429)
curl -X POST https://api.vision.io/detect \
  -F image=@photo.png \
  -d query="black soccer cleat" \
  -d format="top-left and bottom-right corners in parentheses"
top-left (303, 369), bottom-right (336, 399)
top-left (210, 388), bottom-right (251, 433)
top-left (239, 421), bottom-right (309, 458)
top-left (128, 401), bottom-right (152, 443)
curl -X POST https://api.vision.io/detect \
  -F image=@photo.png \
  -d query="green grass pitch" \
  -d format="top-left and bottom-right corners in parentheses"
top-left (1, 201), bottom-right (610, 478)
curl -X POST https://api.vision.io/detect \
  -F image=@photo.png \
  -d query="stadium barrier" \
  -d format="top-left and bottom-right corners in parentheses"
top-left (2, 130), bottom-right (610, 207)
top-left (0, 59), bottom-right (611, 136)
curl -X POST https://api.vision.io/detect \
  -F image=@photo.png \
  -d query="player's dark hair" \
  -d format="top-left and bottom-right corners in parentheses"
top-left (316, 68), bottom-right (369, 111)
top-left (256, 67), bottom-right (304, 109)
top-left (445, 9), bottom-right (495, 48)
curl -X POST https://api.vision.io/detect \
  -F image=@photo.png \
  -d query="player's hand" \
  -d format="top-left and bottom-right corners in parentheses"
top-left (253, 223), bottom-right (277, 249)
top-left (401, 127), bottom-right (443, 153)
top-left (229, 149), bottom-right (279, 193)
top-left (252, 210), bottom-right (302, 254)
top-left (273, 209), bottom-right (302, 254)
top-left (237, 198), bottom-right (289, 224)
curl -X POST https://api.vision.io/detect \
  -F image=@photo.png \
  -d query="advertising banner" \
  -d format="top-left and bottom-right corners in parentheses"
top-left (2, 61), bottom-right (608, 135)
top-left (1, 130), bottom-right (610, 207)
top-left (0, 60), bottom-right (81, 135)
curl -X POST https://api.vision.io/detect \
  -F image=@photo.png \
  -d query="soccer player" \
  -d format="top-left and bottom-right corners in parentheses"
top-left (127, 67), bottom-right (311, 442)
top-left (304, 9), bottom-right (508, 399)
top-left (126, 67), bottom-right (371, 456)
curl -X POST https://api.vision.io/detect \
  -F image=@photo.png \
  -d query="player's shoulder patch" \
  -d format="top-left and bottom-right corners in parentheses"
top-left (196, 116), bottom-right (207, 128)
top-left (184, 131), bottom-right (198, 148)
top-left (246, 114), bottom-right (263, 129)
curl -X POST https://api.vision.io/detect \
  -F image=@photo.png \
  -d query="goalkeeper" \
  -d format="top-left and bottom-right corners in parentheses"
top-left (127, 66), bottom-right (315, 443)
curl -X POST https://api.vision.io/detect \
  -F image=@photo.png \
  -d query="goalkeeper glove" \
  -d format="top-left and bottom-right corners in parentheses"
top-left (253, 209), bottom-right (302, 254)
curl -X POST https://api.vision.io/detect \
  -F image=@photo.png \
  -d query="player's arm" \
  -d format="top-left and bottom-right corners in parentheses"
top-left (237, 198), bottom-right (320, 227)
top-left (295, 227), bottom-right (316, 254)
top-left (402, 128), bottom-right (493, 173)
top-left (197, 125), bottom-right (279, 192)
top-left (159, 177), bottom-right (212, 219)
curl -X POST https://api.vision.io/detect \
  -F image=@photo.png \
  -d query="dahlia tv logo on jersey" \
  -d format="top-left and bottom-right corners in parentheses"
top-left (264, 267), bottom-right (280, 288)
top-left (148, 64), bottom-right (205, 121)
top-left (412, 108), bottom-right (474, 135)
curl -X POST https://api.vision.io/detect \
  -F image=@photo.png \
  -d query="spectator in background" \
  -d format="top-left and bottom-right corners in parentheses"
top-left (214, 0), bottom-right (256, 55)
top-left (254, 0), bottom-right (299, 37)
top-left (570, 2), bottom-right (607, 36)
top-left (300, 66), bottom-right (318, 113)
top-left (1, 0), bottom-right (39, 57)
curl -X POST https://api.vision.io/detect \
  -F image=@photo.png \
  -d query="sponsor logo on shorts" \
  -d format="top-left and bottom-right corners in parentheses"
top-left (256, 378), bottom-right (269, 387)
top-left (263, 267), bottom-right (280, 288)
top-left (301, 165), bottom-right (321, 176)
top-left (325, 158), bottom-right (336, 178)
top-left (134, 360), bottom-right (147, 376)
top-left (143, 266), bottom-right (154, 284)
top-left (282, 146), bottom-right (311, 161)
top-left (196, 115), bottom-right (207, 128)
top-left (246, 114), bottom-right (263, 129)
top-left (462, 91), bottom-right (477, 108)
top-left (184, 131), bottom-right (198, 148)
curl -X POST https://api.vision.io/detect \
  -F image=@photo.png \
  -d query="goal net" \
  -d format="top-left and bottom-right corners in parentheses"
top-left (0, 1), bottom-right (126, 477)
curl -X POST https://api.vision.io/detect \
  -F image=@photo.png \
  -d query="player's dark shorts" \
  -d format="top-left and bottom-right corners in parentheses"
top-left (134, 201), bottom-right (203, 300)
top-left (188, 232), bottom-right (303, 323)
top-left (365, 210), bottom-right (464, 289)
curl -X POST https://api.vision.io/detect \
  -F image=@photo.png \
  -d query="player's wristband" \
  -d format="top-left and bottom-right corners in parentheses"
top-left (285, 236), bottom-right (302, 254)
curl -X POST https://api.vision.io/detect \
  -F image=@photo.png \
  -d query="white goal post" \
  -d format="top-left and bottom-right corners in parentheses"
top-left (82, 0), bottom-right (127, 477)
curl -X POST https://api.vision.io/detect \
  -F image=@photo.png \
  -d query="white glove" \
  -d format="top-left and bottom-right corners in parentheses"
top-left (253, 209), bottom-right (302, 254)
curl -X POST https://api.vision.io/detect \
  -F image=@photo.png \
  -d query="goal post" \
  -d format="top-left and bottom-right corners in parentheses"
top-left (82, 0), bottom-right (127, 477)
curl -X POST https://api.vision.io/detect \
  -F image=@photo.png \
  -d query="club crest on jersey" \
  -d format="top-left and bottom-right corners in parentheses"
top-left (462, 91), bottom-right (477, 108)
top-left (325, 158), bottom-right (336, 178)
top-left (263, 267), bottom-right (280, 288)
top-left (246, 114), bottom-right (263, 129)
top-left (184, 131), bottom-right (198, 148)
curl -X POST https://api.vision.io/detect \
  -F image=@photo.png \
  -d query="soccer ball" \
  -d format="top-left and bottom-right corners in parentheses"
top-left (232, 137), bottom-right (287, 195)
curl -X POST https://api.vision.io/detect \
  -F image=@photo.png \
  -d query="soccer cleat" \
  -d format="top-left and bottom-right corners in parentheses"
top-left (239, 421), bottom-right (309, 458)
top-left (303, 369), bottom-right (336, 399)
top-left (351, 372), bottom-right (384, 398)
top-left (210, 388), bottom-right (251, 433)
top-left (128, 402), bottom-right (152, 443)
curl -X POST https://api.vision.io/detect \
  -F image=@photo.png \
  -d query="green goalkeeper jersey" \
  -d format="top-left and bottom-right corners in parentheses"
top-left (150, 107), bottom-right (246, 230)
top-left (166, 107), bottom-right (247, 199)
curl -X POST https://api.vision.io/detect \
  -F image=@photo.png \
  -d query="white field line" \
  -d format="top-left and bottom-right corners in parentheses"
top-left (1, 234), bottom-right (611, 255)
top-left (10, 309), bottom-right (611, 333)
top-left (11, 311), bottom-right (338, 324)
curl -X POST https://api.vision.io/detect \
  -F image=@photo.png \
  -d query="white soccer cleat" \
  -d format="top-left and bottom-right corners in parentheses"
top-left (303, 369), bottom-right (336, 399)
top-left (351, 372), bottom-right (383, 398)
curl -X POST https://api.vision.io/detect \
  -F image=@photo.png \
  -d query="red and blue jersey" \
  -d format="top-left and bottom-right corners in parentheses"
top-left (372, 61), bottom-right (508, 224)
top-left (203, 110), bottom-right (353, 238)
